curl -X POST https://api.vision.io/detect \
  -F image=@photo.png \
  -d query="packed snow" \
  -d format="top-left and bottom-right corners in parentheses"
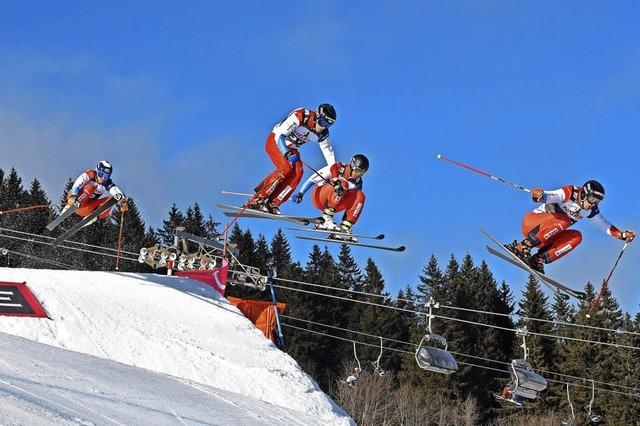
top-left (0, 267), bottom-right (353, 425)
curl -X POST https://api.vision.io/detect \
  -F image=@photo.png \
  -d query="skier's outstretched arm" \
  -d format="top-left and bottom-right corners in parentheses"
top-left (318, 135), bottom-right (335, 166)
top-left (589, 211), bottom-right (635, 242)
top-left (293, 165), bottom-right (332, 204)
top-left (529, 186), bottom-right (572, 203)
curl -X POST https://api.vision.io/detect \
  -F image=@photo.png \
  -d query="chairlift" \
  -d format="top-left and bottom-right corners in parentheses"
top-left (584, 379), bottom-right (602, 423)
top-left (371, 336), bottom-right (386, 377)
top-left (346, 341), bottom-right (362, 387)
top-left (507, 328), bottom-right (547, 400)
top-left (561, 383), bottom-right (576, 426)
top-left (414, 297), bottom-right (458, 374)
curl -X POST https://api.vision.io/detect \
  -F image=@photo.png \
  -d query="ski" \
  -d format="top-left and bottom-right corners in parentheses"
top-left (45, 194), bottom-right (87, 231)
top-left (287, 227), bottom-right (385, 240)
top-left (216, 203), bottom-right (312, 226)
top-left (295, 235), bottom-right (405, 252)
top-left (52, 197), bottom-right (119, 247)
top-left (480, 228), bottom-right (586, 300)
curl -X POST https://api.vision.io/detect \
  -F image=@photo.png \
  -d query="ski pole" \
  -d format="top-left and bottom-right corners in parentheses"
top-left (115, 210), bottom-right (125, 271)
top-left (589, 242), bottom-right (629, 315)
top-left (300, 160), bottom-right (330, 184)
top-left (436, 154), bottom-right (531, 193)
top-left (221, 190), bottom-right (253, 197)
top-left (0, 204), bottom-right (49, 215)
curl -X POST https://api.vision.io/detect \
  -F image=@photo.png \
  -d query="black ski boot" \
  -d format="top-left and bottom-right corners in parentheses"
top-left (245, 197), bottom-right (267, 212)
top-left (504, 240), bottom-right (532, 263)
top-left (528, 253), bottom-right (545, 274)
top-left (265, 201), bottom-right (281, 215)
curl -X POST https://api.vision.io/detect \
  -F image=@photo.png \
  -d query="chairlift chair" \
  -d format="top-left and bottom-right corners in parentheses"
top-left (371, 337), bottom-right (386, 377)
top-left (346, 341), bottom-right (362, 387)
top-left (561, 383), bottom-right (576, 426)
top-left (584, 379), bottom-right (602, 423)
top-left (415, 333), bottom-right (458, 374)
top-left (414, 297), bottom-right (458, 374)
top-left (508, 359), bottom-right (547, 399)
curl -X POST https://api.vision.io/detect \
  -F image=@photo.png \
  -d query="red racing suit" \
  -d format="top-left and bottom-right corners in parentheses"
top-left (69, 169), bottom-right (125, 219)
top-left (307, 162), bottom-right (365, 225)
top-left (254, 108), bottom-right (335, 206)
top-left (522, 185), bottom-right (624, 263)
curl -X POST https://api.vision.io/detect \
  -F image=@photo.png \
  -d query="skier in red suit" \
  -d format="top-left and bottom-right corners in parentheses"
top-left (294, 154), bottom-right (369, 234)
top-left (66, 160), bottom-right (128, 224)
top-left (506, 180), bottom-right (634, 273)
top-left (249, 104), bottom-right (337, 215)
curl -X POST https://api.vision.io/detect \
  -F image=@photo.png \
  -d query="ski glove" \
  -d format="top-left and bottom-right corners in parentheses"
top-left (531, 187), bottom-right (545, 202)
top-left (284, 150), bottom-right (299, 164)
top-left (612, 228), bottom-right (635, 242)
top-left (293, 193), bottom-right (304, 204)
top-left (332, 180), bottom-right (345, 197)
top-left (621, 230), bottom-right (635, 243)
top-left (119, 200), bottom-right (129, 213)
top-left (66, 195), bottom-right (78, 206)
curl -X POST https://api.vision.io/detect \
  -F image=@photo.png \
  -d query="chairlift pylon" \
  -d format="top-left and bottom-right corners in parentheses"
top-left (414, 297), bottom-right (458, 374)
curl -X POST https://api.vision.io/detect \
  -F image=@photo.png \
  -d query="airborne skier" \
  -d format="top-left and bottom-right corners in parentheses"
top-left (505, 180), bottom-right (635, 273)
top-left (248, 103), bottom-right (337, 215)
top-left (65, 160), bottom-right (129, 225)
top-left (293, 154), bottom-right (369, 235)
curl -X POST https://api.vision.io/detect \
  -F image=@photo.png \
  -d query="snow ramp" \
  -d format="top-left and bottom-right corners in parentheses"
top-left (0, 267), bottom-right (353, 425)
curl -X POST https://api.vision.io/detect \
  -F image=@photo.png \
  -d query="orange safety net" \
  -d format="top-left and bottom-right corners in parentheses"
top-left (227, 297), bottom-right (286, 343)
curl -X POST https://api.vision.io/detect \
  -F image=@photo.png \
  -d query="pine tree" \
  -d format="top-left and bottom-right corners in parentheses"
top-left (416, 255), bottom-right (445, 312)
top-left (184, 202), bottom-right (206, 237)
top-left (357, 258), bottom-right (393, 369)
top-left (158, 203), bottom-right (184, 245)
top-left (253, 234), bottom-right (271, 273)
top-left (17, 179), bottom-right (53, 268)
top-left (516, 275), bottom-right (556, 412)
top-left (114, 198), bottom-right (148, 272)
top-left (203, 214), bottom-right (220, 239)
top-left (337, 244), bottom-right (364, 328)
top-left (0, 168), bottom-right (27, 267)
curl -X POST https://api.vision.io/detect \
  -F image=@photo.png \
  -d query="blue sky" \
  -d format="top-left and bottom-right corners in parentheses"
top-left (1, 1), bottom-right (638, 313)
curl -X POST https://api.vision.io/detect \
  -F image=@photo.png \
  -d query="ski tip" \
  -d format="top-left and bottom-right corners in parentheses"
top-left (375, 234), bottom-right (385, 240)
top-left (396, 246), bottom-right (406, 252)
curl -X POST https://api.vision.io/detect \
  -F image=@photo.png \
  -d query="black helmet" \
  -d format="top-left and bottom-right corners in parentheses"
top-left (350, 154), bottom-right (369, 176)
top-left (317, 103), bottom-right (336, 127)
top-left (582, 180), bottom-right (605, 204)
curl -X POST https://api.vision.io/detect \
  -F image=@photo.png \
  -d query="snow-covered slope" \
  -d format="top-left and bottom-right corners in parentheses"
top-left (0, 267), bottom-right (352, 425)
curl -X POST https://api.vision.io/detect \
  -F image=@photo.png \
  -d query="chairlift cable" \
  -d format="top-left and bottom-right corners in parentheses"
top-left (0, 232), bottom-right (139, 263)
top-left (281, 314), bottom-right (640, 393)
top-left (281, 322), bottom-right (638, 397)
top-left (0, 247), bottom-right (74, 269)
top-left (273, 276), bottom-right (640, 337)
top-left (0, 226), bottom-right (140, 257)
top-left (274, 283), bottom-right (640, 351)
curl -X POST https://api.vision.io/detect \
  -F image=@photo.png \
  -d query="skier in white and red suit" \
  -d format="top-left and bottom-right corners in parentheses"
top-left (293, 154), bottom-right (369, 234)
top-left (249, 104), bottom-right (337, 215)
top-left (506, 180), bottom-right (635, 273)
top-left (66, 160), bottom-right (129, 222)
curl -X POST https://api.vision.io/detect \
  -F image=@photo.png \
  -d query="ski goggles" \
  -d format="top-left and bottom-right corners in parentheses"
top-left (317, 116), bottom-right (335, 128)
top-left (351, 166), bottom-right (367, 177)
top-left (96, 170), bottom-right (111, 180)
top-left (585, 193), bottom-right (603, 205)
